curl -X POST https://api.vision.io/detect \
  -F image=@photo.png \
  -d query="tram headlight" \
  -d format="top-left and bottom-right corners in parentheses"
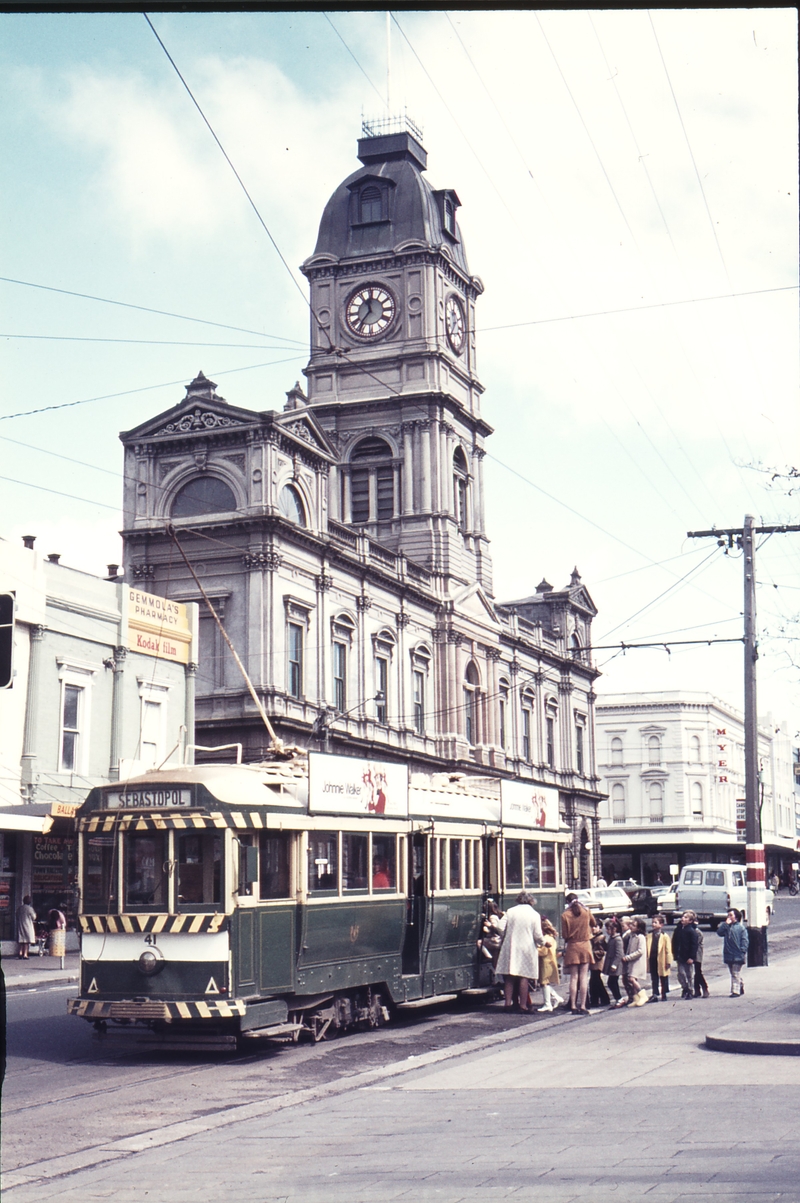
top-left (138, 948), bottom-right (165, 976)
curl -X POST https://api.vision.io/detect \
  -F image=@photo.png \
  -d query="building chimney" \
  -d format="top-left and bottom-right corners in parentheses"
top-left (107, 564), bottom-right (120, 580)
top-left (47, 553), bottom-right (61, 564)
top-left (22, 535), bottom-right (36, 550)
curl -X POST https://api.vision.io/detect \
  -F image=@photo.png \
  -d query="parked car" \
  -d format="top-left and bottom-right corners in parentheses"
top-left (655, 884), bottom-right (678, 924)
top-left (628, 887), bottom-right (663, 917)
top-left (675, 863), bottom-right (774, 928)
top-left (574, 886), bottom-right (633, 918)
top-left (610, 878), bottom-right (639, 897)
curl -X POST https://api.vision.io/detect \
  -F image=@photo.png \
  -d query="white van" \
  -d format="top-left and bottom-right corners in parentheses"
top-left (675, 863), bottom-right (773, 928)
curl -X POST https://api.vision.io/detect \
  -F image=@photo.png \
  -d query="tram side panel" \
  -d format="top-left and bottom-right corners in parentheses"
top-left (294, 897), bottom-right (406, 997)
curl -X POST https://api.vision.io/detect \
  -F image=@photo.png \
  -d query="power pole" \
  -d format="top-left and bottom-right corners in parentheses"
top-left (688, 516), bottom-right (800, 966)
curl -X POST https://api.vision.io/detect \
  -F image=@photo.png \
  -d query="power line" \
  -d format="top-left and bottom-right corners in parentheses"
top-left (1, 334), bottom-right (305, 350)
top-left (0, 355), bottom-right (305, 422)
top-left (0, 275), bottom-right (304, 345)
top-left (322, 13), bottom-right (386, 105)
top-left (0, 474), bottom-right (119, 511)
top-left (597, 545), bottom-right (722, 641)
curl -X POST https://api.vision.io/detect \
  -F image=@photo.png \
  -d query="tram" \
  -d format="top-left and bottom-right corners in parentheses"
top-left (68, 752), bottom-right (568, 1049)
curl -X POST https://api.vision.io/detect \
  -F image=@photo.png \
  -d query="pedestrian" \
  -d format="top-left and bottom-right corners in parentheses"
top-left (671, 910), bottom-right (700, 999)
top-left (622, 917), bottom-right (648, 1006)
top-left (16, 894), bottom-right (36, 959)
top-left (770, 871), bottom-right (780, 893)
top-left (495, 891), bottom-right (544, 1013)
top-left (646, 915), bottom-right (672, 1001)
top-left (561, 892), bottom-right (594, 1015)
top-left (595, 874), bottom-right (607, 888)
top-left (690, 912), bottom-right (710, 998)
top-left (604, 918), bottom-right (625, 1007)
top-left (537, 918), bottom-right (565, 1012)
top-left (588, 917), bottom-right (610, 1007)
top-left (478, 899), bottom-right (506, 970)
top-left (717, 907), bottom-right (749, 997)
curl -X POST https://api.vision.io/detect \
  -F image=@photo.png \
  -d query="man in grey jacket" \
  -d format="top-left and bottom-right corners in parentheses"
top-left (671, 911), bottom-right (699, 999)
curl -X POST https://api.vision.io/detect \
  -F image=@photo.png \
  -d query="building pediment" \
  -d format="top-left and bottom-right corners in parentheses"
top-left (121, 373), bottom-right (258, 443)
top-left (569, 585), bottom-right (598, 618)
top-left (448, 582), bottom-right (501, 629)
top-left (270, 409), bottom-right (337, 462)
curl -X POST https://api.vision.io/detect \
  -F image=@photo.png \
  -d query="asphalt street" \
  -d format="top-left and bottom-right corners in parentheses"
top-left (4, 898), bottom-right (800, 1201)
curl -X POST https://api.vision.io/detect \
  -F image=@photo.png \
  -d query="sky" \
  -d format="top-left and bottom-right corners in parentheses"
top-left (1, 9), bottom-right (798, 730)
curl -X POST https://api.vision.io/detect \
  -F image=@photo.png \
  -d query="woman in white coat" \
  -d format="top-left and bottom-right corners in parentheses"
top-left (495, 891), bottom-right (544, 1012)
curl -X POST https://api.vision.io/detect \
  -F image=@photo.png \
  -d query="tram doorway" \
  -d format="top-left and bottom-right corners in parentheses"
top-left (401, 834), bottom-right (427, 975)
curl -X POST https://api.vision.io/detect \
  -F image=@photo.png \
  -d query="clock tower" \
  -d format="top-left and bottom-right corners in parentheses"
top-left (301, 118), bottom-right (493, 595)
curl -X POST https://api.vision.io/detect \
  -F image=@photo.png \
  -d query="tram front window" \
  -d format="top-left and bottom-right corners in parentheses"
top-left (308, 832), bottom-right (338, 893)
top-left (371, 834), bottom-right (396, 891)
top-left (83, 836), bottom-right (117, 912)
top-left (125, 833), bottom-right (167, 907)
top-left (342, 833), bottom-right (368, 891)
top-left (259, 833), bottom-right (291, 899)
top-left (177, 833), bottom-right (221, 906)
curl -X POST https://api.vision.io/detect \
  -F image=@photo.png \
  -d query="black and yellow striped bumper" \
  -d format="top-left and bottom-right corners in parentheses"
top-left (79, 913), bottom-right (227, 934)
top-left (68, 997), bottom-right (246, 1021)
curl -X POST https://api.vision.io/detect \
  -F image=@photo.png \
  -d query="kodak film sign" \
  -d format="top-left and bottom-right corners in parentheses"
top-left (126, 589), bottom-right (193, 664)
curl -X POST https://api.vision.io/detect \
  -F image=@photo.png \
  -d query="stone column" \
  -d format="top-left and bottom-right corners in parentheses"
top-left (420, 423), bottom-right (432, 512)
top-left (108, 646), bottom-right (127, 781)
top-left (328, 464), bottom-right (340, 522)
top-left (473, 448), bottom-right (486, 535)
top-left (20, 624), bottom-right (45, 801)
top-left (342, 470), bottom-right (352, 524)
top-left (444, 427), bottom-right (456, 517)
top-left (402, 424), bottom-right (414, 514)
top-left (184, 661), bottom-right (197, 764)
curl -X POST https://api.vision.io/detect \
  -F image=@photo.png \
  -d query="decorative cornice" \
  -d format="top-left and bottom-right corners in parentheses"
top-left (315, 573), bottom-right (334, 592)
top-left (131, 564), bottom-right (156, 579)
top-left (356, 594), bottom-right (372, 612)
top-left (396, 611), bottom-right (411, 629)
top-left (244, 550), bottom-right (282, 572)
top-left (153, 408), bottom-right (246, 437)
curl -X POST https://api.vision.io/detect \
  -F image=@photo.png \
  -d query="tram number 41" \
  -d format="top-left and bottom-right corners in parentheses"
top-left (144, 933), bottom-right (157, 946)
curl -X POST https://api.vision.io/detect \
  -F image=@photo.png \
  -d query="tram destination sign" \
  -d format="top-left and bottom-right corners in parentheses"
top-left (309, 753), bottom-right (408, 817)
top-left (501, 780), bottom-right (561, 831)
top-left (104, 788), bottom-right (192, 809)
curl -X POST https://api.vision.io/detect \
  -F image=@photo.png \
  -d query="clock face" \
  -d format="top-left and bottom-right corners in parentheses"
top-left (445, 295), bottom-right (466, 353)
top-left (345, 285), bottom-right (396, 338)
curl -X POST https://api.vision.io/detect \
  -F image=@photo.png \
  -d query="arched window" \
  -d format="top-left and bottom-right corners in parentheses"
top-left (691, 781), bottom-right (703, 817)
top-left (611, 736), bottom-right (624, 766)
top-left (464, 661), bottom-right (480, 746)
top-left (612, 783), bottom-right (626, 824)
top-left (360, 185), bottom-right (383, 224)
top-left (349, 437), bottom-right (394, 526)
top-left (410, 645), bottom-right (431, 737)
top-left (373, 629), bottom-right (395, 725)
top-left (545, 703), bottom-right (557, 769)
top-left (520, 687), bottom-right (534, 761)
top-left (331, 614), bottom-right (355, 712)
top-left (172, 476), bottom-right (236, 518)
top-left (498, 679), bottom-right (510, 750)
top-left (690, 734), bottom-right (702, 763)
top-left (278, 483), bottom-right (306, 527)
top-left (453, 446), bottom-right (469, 531)
top-left (648, 734), bottom-right (662, 766)
top-left (649, 781), bottom-right (664, 823)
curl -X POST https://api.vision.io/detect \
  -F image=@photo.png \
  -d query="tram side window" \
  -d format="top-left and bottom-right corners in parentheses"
top-left (125, 833), bottom-right (167, 907)
top-left (505, 840), bottom-right (523, 890)
top-left (449, 839), bottom-right (463, 890)
top-left (83, 836), bottom-right (117, 912)
top-left (541, 842), bottom-right (556, 888)
top-left (342, 833), bottom-right (368, 891)
top-left (524, 841), bottom-right (540, 888)
top-left (177, 833), bottom-right (221, 906)
top-left (308, 832), bottom-right (338, 893)
top-left (371, 834), bottom-right (396, 891)
top-left (439, 838), bottom-right (448, 890)
top-left (259, 833), bottom-right (291, 899)
top-left (473, 841), bottom-right (482, 891)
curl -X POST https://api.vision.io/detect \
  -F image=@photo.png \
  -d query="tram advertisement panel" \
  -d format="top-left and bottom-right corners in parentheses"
top-left (501, 780), bottom-right (560, 831)
top-left (309, 753), bottom-right (408, 817)
top-left (409, 786), bottom-right (500, 825)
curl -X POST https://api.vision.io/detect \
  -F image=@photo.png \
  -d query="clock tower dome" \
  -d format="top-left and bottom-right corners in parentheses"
top-left (301, 118), bottom-right (492, 594)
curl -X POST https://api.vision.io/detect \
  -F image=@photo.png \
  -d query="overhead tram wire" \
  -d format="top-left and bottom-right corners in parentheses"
top-left (322, 13), bottom-right (386, 105)
top-left (1, 335), bottom-right (307, 350)
top-left (597, 546), bottom-right (724, 642)
top-left (0, 355), bottom-right (306, 423)
top-left (0, 276), bottom-right (304, 346)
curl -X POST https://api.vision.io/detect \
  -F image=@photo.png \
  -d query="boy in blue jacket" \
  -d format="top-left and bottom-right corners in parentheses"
top-left (717, 907), bottom-right (749, 996)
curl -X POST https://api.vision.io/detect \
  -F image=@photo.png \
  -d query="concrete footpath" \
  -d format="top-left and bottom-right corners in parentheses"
top-left (1, 951), bottom-right (79, 991)
top-left (5, 942), bottom-right (800, 1202)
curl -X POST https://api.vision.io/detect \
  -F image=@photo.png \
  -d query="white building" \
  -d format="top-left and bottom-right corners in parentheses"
top-left (0, 534), bottom-right (196, 949)
top-left (596, 691), bottom-right (797, 885)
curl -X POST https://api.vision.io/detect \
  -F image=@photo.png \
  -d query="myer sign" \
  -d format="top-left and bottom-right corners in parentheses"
top-left (126, 589), bottom-right (193, 664)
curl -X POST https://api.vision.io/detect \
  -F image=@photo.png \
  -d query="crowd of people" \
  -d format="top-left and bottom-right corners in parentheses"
top-left (480, 891), bottom-right (750, 1014)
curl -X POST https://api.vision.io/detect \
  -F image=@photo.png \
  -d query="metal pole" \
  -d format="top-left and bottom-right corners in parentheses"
top-left (743, 513), bottom-right (767, 965)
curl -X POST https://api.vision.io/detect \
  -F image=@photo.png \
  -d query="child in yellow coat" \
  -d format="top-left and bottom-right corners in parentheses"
top-left (537, 918), bottom-right (565, 1012)
top-left (646, 915), bottom-right (673, 1002)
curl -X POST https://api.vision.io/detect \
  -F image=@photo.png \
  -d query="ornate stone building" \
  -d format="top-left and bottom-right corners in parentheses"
top-left (120, 121), bottom-right (603, 886)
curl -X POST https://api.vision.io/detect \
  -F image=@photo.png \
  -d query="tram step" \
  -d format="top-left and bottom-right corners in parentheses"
top-left (396, 993), bottom-right (457, 1009)
top-left (240, 1023), bottom-right (304, 1040)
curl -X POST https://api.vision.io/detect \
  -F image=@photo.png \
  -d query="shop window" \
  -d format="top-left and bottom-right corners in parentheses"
top-left (371, 834), bottom-right (396, 891)
top-left (342, 833), bottom-right (368, 891)
top-left (177, 833), bottom-right (221, 906)
top-left (308, 832), bottom-right (338, 893)
top-left (125, 833), bottom-right (167, 907)
top-left (259, 833), bottom-right (292, 899)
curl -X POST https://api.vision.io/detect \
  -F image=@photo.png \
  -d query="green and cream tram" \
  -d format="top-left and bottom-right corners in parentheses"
top-left (68, 753), bottom-right (568, 1049)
